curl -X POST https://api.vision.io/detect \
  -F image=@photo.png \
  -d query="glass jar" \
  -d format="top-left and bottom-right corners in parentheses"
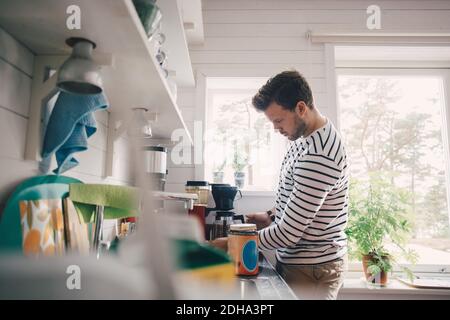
top-left (228, 223), bottom-right (259, 276)
top-left (185, 181), bottom-right (210, 205)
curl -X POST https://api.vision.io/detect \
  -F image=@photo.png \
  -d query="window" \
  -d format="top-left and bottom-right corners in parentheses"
top-left (337, 68), bottom-right (450, 269)
top-left (204, 78), bottom-right (287, 191)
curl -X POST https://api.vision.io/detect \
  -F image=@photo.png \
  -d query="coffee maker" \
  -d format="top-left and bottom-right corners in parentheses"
top-left (206, 184), bottom-right (245, 240)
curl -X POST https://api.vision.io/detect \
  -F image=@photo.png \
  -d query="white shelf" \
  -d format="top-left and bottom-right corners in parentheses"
top-left (153, 191), bottom-right (198, 210)
top-left (158, 0), bottom-right (196, 87)
top-left (153, 191), bottom-right (197, 200)
top-left (0, 0), bottom-right (194, 158)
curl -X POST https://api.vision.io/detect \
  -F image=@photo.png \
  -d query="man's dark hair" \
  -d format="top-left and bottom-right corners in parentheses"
top-left (252, 70), bottom-right (314, 112)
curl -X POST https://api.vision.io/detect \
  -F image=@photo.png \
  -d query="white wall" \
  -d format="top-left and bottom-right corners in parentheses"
top-left (165, 0), bottom-right (450, 214)
top-left (0, 27), bottom-right (133, 219)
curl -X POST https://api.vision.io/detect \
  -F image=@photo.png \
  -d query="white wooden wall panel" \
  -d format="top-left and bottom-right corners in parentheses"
top-left (202, 10), bottom-right (365, 24)
top-left (0, 59), bottom-right (31, 117)
top-left (191, 50), bottom-right (324, 64)
top-left (95, 109), bottom-right (109, 127)
top-left (190, 37), bottom-right (323, 51)
top-left (177, 90), bottom-right (196, 107)
top-left (166, 167), bottom-right (195, 184)
top-left (0, 28), bottom-right (34, 76)
top-left (179, 107), bottom-right (196, 122)
top-left (111, 137), bottom-right (133, 184)
top-left (73, 147), bottom-right (106, 178)
top-left (194, 63), bottom-right (324, 79)
top-left (203, 24), bottom-right (352, 38)
top-left (88, 122), bottom-right (108, 152)
top-left (0, 108), bottom-right (27, 160)
top-left (0, 159), bottom-right (38, 210)
top-left (203, 0), bottom-right (450, 10)
top-left (167, 145), bottom-right (195, 169)
top-left (164, 182), bottom-right (187, 193)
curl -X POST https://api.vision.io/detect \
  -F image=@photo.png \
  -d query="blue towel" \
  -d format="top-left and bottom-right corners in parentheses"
top-left (41, 91), bottom-right (109, 174)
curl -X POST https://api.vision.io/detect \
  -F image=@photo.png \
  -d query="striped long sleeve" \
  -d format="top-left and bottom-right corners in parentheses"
top-left (258, 119), bottom-right (349, 265)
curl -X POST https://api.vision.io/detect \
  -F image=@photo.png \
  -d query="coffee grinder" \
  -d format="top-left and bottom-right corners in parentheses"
top-left (205, 184), bottom-right (245, 240)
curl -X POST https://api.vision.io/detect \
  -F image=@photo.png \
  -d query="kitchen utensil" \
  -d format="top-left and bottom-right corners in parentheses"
top-left (57, 37), bottom-right (103, 94)
top-left (144, 146), bottom-right (167, 174)
top-left (144, 146), bottom-right (168, 192)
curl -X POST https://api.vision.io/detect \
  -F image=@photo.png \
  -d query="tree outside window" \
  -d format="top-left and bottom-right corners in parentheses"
top-left (338, 73), bottom-right (450, 265)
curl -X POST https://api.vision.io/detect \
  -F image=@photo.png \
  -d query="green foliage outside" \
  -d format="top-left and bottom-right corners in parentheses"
top-left (232, 142), bottom-right (248, 172)
top-left (346, 173), bottom-right (418, 280)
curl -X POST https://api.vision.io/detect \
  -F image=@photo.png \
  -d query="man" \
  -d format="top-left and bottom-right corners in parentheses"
top-left (248, 70), bottom-right (349, 300)
top-left (213, 70), bottom-right (349, 300)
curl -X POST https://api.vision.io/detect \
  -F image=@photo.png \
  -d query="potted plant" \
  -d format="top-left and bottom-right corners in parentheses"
top-left (212, 160), bottom-right (226, 183)
top-left (346, 174), bottom-right (417, 286)
top-left (232, 148), bottom-right (248, 189)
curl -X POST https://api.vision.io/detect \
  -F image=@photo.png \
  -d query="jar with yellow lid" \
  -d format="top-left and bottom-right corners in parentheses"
top-left (185, 181), bottom-right (210, 205)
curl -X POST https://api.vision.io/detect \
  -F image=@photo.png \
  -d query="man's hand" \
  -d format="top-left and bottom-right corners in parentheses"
top-left (246, 211), bottom-right (272, 230)
top-left (208, 237), bottom-right (228, 252)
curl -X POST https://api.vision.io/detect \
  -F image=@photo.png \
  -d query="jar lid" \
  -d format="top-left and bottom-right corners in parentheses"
top-left (186, 181), bottom-right (209, 187)
top-left (229, 223), bottom-right (257, 232)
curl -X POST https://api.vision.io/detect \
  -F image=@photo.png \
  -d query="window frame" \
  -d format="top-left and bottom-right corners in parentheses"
top-left (202, 78), bottom-right (287, 192)
top-left (336, 67), bottom-right (450, 273)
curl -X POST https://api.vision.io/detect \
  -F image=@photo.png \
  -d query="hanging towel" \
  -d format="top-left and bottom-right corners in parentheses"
top-left (69, 184), bottom-right (140, 223)
top-left (41, 91), bottom-right (109, 174)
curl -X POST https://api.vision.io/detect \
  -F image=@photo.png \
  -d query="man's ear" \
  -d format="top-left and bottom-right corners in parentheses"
top-left (295, 101), bottom-right (307, 117)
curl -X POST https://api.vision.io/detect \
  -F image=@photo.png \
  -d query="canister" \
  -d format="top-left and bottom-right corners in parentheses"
top-left (185, 181), bottom-right (210, 205)
top-left (227, 223), bottom-right (259, 276)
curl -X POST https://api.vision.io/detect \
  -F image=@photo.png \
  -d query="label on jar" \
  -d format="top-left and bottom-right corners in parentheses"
top-left (228, 233), bottom-right (259, 276)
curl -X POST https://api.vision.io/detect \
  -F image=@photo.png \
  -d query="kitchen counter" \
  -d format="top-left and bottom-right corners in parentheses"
top-left (237, 253), bottom-right (298, 300)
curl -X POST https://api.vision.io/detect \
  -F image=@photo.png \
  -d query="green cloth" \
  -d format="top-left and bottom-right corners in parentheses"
top-left (172, 239), bottom-right (232, 270)
top-left (69, 184), bottom-right (139, 222)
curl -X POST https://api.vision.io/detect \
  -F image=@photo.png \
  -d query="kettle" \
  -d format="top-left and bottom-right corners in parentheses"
top-left (211, 211), bottom-right (245, 240)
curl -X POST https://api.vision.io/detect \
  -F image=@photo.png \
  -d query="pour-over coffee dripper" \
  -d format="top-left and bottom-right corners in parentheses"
top-left (206, 184), bottom-right (244, 240)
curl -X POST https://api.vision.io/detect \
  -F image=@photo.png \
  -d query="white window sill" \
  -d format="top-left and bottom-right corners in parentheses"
top-left (240, 190), bottom-right (276, 197)
top-left (341, 272), bottom-right (450, 297)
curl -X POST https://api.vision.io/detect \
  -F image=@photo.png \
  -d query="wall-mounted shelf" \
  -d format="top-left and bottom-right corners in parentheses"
top-left (158, 0), bottom-right (196, 87)
top-left (0, 0), bottom-right (194, 166)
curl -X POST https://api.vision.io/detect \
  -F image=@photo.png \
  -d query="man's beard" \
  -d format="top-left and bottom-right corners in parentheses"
top-left (289, 116), bottom-right (307, 140)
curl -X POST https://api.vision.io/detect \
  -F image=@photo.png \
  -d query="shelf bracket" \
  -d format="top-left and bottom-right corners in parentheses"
top-left (25, 55), bottom-right (67, 161)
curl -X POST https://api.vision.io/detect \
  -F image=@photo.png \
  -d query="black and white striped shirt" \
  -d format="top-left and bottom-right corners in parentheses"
top-left (258, 119), bottom-right (349, 265)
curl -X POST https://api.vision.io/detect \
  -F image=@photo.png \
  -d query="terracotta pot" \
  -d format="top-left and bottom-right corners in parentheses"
top-left (362, 254), bottom-right (389, 286)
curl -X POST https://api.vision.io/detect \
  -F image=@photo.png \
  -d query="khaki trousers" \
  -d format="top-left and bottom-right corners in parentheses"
top-left (266, 251), bottom-right (347, 300)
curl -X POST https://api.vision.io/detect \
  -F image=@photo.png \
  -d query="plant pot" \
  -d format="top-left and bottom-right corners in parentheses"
top-left (213, 171), bottom-right (224, 183)
top-left (362, 254), bottom-right (389, 286)
top-left (234, 172), bottom-right (245, 189)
